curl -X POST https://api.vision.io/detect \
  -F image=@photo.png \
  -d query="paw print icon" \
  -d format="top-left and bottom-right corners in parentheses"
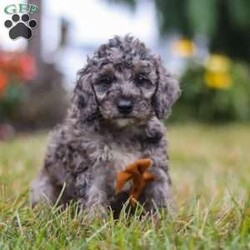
top-left (4, 14), bottom-right (38, 40)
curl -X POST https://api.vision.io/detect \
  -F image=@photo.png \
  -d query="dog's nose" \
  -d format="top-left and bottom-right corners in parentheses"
top-left (117, 99), bottom-right (133, 114)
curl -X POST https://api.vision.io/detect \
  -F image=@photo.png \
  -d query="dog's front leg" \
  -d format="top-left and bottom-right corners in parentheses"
top-left (82, 163), bottom-right (116, 218)
top-left (139, 163), bottom-right (175, 215)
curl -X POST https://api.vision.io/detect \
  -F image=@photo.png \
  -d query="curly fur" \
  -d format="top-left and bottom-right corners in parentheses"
top-left (31, 35), bottom-right (180, 216)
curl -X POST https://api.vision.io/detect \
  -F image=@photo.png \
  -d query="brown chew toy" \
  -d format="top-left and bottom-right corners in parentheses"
top-left (115, 158), bottom-right (156, 205)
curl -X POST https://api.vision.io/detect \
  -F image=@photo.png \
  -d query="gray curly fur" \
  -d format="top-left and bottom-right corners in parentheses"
top-left (31, 35), bottom-right (180, 216)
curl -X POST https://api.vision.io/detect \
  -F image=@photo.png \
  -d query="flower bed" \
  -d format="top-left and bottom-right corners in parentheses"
top-left (0, 51), bottom-right (36, 122)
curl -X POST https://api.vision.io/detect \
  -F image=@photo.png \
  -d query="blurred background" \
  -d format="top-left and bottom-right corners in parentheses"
top-left (0, 0), bottom-right (250, 139)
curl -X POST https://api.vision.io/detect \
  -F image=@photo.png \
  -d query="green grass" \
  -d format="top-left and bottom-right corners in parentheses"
top-left (0, 124), bottom-right (250, 249)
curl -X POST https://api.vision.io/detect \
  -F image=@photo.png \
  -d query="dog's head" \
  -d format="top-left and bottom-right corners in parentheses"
top-left (73, 36), bottom-right (180, 127)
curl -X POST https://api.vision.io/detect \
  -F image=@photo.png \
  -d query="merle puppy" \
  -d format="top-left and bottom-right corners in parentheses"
top-left (31, 35), bottom-right (180, 216)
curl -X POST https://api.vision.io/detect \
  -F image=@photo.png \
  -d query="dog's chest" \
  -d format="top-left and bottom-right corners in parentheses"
top-left (108, 142), bottom-right (141, 171)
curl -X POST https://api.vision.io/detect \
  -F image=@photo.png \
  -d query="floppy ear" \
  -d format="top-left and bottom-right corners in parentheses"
top-left (153, 58), bottom-right (181, 119)
top-left (71, 69), bottom-right (99, 123)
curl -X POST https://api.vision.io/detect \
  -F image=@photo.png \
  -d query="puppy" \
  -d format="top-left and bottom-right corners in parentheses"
top-left (31, 35), bottom-right (180, 216)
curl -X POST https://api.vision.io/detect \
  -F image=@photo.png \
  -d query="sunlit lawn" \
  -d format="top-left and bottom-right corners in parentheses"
top-left (0, 124), bottom-right (249, 249)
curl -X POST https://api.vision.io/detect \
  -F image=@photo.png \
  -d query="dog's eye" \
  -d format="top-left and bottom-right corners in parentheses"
top-left (100, 76), bottom-right (113, 85)
top-left (135, 74), bottom-right (151, 87)
top-left (96, 75), bottom-right (114, 90)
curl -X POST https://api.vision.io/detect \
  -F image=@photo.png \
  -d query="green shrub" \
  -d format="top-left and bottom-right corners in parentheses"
top-left (171, 55), bottom-right (250, 122)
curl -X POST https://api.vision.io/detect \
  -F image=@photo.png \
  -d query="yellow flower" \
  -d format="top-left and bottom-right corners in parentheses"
top-left (172, 38), bottom-right (196, 58)
top-left (204, 71), bottom-right (231, 89)
top-left (204, 54), bottom-right (232, 89)
top-left (205, 55), bottom-right (230, 72)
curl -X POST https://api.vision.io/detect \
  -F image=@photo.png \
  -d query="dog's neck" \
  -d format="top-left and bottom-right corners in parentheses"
top-left (94, 117), bottom-right (164, 144)
top-left (66, 112), bottom-right (164, 145)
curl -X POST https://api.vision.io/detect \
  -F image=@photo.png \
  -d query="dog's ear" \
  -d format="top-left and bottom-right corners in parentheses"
top-left (72, 68), bottom-right (98, 123)
top-left (153, 57), bottom-right (181, 119)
